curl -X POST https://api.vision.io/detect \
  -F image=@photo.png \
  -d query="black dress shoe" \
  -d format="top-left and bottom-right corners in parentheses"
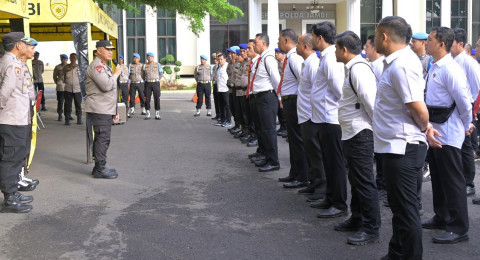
top-left (310, 199), bottom-right (331, 209)
top-left (13, 192), bottom-right (34, 204)
top-left (211, 116), bottom-right (219, 120)
top-left (251, 156), bottom-right (266, 163)
top-left (334, 217), bottom-right (362, 232)
top-left (259, 164), bottom-right (280, 172)
top-left (472, 197), bottom-right (480, 204)
top-left (18, 183), bottom-right (36, 192)
top-left (422, 217), bottom-right (446, 230)
top-left (278, 176), bottom-right (294, 183)
top-left (298, 186), bottom-right (315, 195)
top-left (241, 135), bottom-right (251, 143)
top-left (306, 192), bottom-right (325, 202)
top-left (283, 181), bottom-right (308, 189)
top-left (466, 186), bottom-right (476, 196)
top-left (254, 160), bottom-right (267, 167)
top-left (432, 232), bottom-right (468, 244)
top-left (28, 179), bottom-right (40, 186)
top-left (347, 231), bottom-right (380, 245)
top-left (317, 207), bottom-right (348, 218)
top-left (1, 194), bottom-right (33, 213)
top-left (248, 152), bottom-right (262, 158)
top-left (247, 139), bottom-right (258, 147)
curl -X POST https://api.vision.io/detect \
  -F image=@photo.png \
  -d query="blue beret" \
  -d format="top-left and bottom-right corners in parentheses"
top-left (472, 49), bottom-right (476, 56)
top-left (360, 51), bottom-right (366, 59)
top-left (60, 54), bottom-right (68, 59)
top-left (230, 46), bottom-right (240, 53)
top-left (133, 53), bottom-right (140, 58)
top-left (119, 54), bottom-right (124, 59)
top-left (147, 52), bottom-right (154, 57)
top-left (226, 48), bottom-right (232, 53)
top-left (200, 55), bottom-right (208, 60)
top-left (316, 51), bottom-right (321, 58)
top-left (235, 49), bottom-right (241, 55)
top-left (275, 48), bottom-right (284, 54)
top-left (412, 32), bottom-right (428, 40)
top-left (239, 43), bottom-right (248, 50)
top-left (26, 37), bottom-right (38, 46)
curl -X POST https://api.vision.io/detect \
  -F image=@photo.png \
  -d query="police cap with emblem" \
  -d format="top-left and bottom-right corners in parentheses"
top-left (412, 32), bottom-right (428, 40)
top-left (96, 40), bottom-right (115, 49)
top-left (60, 54), bottom-right (68, 59)
top-left (1, 32), bottom-right (37, 46)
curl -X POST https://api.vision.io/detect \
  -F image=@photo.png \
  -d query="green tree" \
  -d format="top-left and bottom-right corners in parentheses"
top-left (96, 0), bottom-right (243, 36)
top-left (160, 54), bottom-right (182, 86)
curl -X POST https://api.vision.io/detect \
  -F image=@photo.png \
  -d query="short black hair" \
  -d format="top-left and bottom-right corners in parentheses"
top-left (453, 28), bottom-right (467, 45)
top-left (217, 53), bottom-right (226, 59)
top-left (70, 53), bottom-right (77, 56)
top-left (311, 21), bottom-right (336, 44)
top-left (3, 43), bottom-right (15, 52)
top-left (431, 26), bottom-right (455, 52)
top-left (280, 29), bottom-right (298, 44)
top-left (335, 31), bottom-right (362, 55)
top-left (367, 34), bottom-right (375, 46)
top-left (377, 16), bottom-right (412, 44)
top-left (255, 33), bottom-right (269, 46)
top-left (248, 39), bottom-right (255, 43)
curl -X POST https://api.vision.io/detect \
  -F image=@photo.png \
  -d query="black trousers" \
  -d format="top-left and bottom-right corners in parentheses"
top-left (88, 113), bottom-right (113, 162)
top-left (0, 125), bottom-right (28, 194)
top-left (233, 94), bottom-right (244, 126)
top-left (196, 82), bottom-right (211, 109)
top-left (130, 82), bottom-right (145, 107)
top-left (277, 103), bottom-right (287, 129)
top-left (344, 129), bottom-right (380, 234)
top-left (118, 83), bottom-right (129, 107)
top-left (64, 92), bottom-right (82, 118)
top-left (34, 82), bottom-right (45, 106)
top-left (283, 97), bottom-right (308, 182)
top-left (229, 90), bottom-right (238, 125)
top-left (254, 91), bottom-right (279, 165)
top-left (212, 83), bottom-right (220, 117)
top-left (317, 123), bottom-right (347, 210)
top-left (218, 92), bottom-right (231, 123)
top-left (382, 143), bottom-right (427, 260)
top-left (244, 96), bottom-right (253, 134)
top-left (57, 91), bottom-right (65, 115)
top-left (300, 120), bottom-right (326, 188)
top-left (461, 134), bottom-right (476, 188)
top-left (428, 145), bottom-right (469, 235)
top-left (144, 82), bottom-right (161, 111)
top-left (238, 95), bottom-right (249, 130)
top-left (374, 153), bottom-right (385, 190)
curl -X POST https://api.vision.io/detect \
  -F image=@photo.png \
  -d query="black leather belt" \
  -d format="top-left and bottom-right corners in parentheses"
top-left (281, 95), bottom-right (297, 100)
top-left (253, 89), bottom-right (274, 97)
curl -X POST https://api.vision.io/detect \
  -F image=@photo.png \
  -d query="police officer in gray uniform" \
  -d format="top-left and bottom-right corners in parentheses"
top-left (143, 52), bottom-right (163, 120)
top-left (85, 40), bottom-right (121, 179)
top-left (53, 54), bottom-right (68, 121)
top-left (32, 51), bottom-right (46, 110)
top-left (62, 53), bottom-right (82, 125)
top-left (116, 54), bottom-right (129, 109)
top-left (128, 53), bottom-right (146, 116)
top-left (194, 55), bottom-right (212, 117)
top-left (0, 32), bottom-right (37, 213)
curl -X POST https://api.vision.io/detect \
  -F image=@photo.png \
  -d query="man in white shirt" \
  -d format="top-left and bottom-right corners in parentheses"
top-left (364, 34), bottom-right (387, 202)
top-left (214, 53), bottom-right (231, 127)
top-left (422, 26), bottom-right (472, 244)
top-left (276, 29), bottom-right (308, 189)
top-left (451, 28), bottom-right (480, 196)
top-left (296, 33), bottom-right (327, 201)
top-left (373, 16), bottom-right (429, 259)
top-left (250, 33), bottom-right (281, 172)
top-left (309, 21), bottom-right (348, 218)
top-left (335, 31), bottom-right (380, 245)
top-left (245, 40), bottom-right (261, 148)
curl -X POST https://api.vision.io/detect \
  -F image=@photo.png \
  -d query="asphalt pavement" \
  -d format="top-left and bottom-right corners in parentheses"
top-left (1, 90), bottom-right (480, 259)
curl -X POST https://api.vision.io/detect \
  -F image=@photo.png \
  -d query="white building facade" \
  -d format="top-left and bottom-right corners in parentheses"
top-left (108, 0), bottom-right (480, 75)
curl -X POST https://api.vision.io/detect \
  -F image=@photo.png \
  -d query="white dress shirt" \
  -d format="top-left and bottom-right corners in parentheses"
top-left (279, 48), bottom-right (303, 96)
top-left (252, 49), bottom-right (280, 94)
top-left (216, 62), bottom-right (229, 93)
top-left (370, 56), bottom-right (385, 86)
top-left (338, 55), bottom-right (377, 140)
top-left (297, 52), bottom-right (320, 124)
top-left (453, 50), bottom-right (480, 102)
top-left (373, 46), bottom-right (426, 154)
top-left (311, 45), bottom-right (345, 124)
top-left (426, 54), bottom-right (471, 149)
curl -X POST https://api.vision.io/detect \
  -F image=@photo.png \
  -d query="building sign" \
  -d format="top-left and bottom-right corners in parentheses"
top-left (262, 11), bottom-right (335, 20)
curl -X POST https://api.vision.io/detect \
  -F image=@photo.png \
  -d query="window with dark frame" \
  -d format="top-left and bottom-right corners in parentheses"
top-left (451, 0), bottom-right (467, 31)
top-left (126, 4), bottom-right (146, 62)
top-left (426, 0), bottom-right (441, 33)
top-left (157, 9), bottom-right (177, 61)
top-left (360, 0), bottom-right (382, 45)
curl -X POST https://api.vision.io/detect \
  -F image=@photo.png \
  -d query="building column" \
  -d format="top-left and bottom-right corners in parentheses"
top-left (249, 0), bottom-right (262, 38)
top-left (347, 0), bottom-right (360, 36)
top-left (267, 0), bottom-right (279, 49)
top-left (196, 16), bottom-right (211, 64)
top-left (145, 5), bottom-right (158, 58)
top-left (440, 0), bottom-right (451, 28)
top-left (382, 0), bottom-right (393, 18)
top-left (467, 0), bottom-right (472, 44)
top-left (122, 10), bottom-right (128, 64)
top-left (395, 0), bottom-right (426, 33)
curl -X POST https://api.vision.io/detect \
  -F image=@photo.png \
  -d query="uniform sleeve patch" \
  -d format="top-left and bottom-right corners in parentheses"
top-left (95, 65), bottom-right (103, 74)
top-left (15, 67), bottom-right (21, 77)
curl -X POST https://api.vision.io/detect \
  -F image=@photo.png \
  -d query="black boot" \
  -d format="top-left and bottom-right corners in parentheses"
top-left (65, 120), bottom-right (70, 125)
top-left (92, 161), bottom-right (118, 179)
top-left (77, 116), bottom-right (83, 125)
top-left (58, 114), bottom-right (62, 121)
top-left (1, 193), bottom-right (33, 213)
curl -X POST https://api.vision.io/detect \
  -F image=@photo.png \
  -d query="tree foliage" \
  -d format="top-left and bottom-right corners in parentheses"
top-left (96, 0), bottom-right (244, 35)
